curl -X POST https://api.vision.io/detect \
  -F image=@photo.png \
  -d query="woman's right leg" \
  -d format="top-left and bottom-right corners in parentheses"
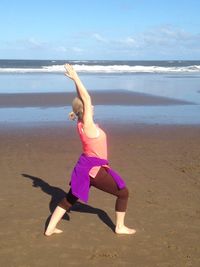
top-left (90, 167), bottom-right (136, 235)
top-left (45, 188), bottom-right (78, 236)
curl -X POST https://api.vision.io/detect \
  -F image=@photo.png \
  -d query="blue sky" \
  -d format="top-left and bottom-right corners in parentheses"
top-left (0, 0), bottom-right (200, 60)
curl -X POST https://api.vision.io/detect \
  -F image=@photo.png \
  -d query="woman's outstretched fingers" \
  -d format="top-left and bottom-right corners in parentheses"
top-left (64, 64), bottom-right (78, 80)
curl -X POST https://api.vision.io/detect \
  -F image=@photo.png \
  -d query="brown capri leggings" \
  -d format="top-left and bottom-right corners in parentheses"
top-left (58, 167), bottom-right (129, 212)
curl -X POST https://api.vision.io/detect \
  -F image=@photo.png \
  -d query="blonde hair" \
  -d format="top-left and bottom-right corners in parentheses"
top-left (68, 97), bottom-right (84, 121)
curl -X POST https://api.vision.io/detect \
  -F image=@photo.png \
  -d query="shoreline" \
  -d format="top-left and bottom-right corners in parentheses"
top-left (1, 120), bottom-right (200, 131)
top-left (0, 90), bottom-right (194, 107)
top-left (1, 119), bottom-right (200, 129)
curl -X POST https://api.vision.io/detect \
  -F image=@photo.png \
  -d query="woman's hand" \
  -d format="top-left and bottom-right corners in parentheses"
top-left (64, 64), bottom-right (78, 81)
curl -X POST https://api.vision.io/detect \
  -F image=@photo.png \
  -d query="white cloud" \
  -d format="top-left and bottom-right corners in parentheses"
top-left (125, 37), bottom-right (137, 45)
top-left (24, 38), bottom-right (49, 50)
top-left (73, 26), bottom-right (200, 58)
top-left (112, 37), bottom-right (139, 48)
top-left (93, 33), bottom-right (108, 43)
top-left (1, 25), bottom-right (200, 59)
top-left (72, 47), bottom-right (84, 53)
top-left (138, 26), bottom-right (200, 47)
top-left (55, 46), bottom-right (67, 52)
top-left (27, 37), bottom-right (45, 48)
top-left (108, 26), bottom-right (200, 58)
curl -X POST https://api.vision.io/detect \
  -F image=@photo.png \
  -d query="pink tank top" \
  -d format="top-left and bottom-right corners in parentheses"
top-left (77, 122), bottom-right (108, 178)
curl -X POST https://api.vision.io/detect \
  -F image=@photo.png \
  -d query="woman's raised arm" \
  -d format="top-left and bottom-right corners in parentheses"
top-left (64, 64), bottom-right (95, 129)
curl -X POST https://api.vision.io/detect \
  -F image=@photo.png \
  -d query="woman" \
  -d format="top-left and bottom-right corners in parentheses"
top-left (45, 64), bottom-right (136, 236)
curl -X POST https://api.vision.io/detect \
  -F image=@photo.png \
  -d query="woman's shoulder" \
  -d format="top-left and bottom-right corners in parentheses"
top-left (78, 121), bottom-right (101, 139)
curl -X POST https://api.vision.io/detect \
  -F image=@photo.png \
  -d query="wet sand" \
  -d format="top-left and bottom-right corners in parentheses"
top-left (0, 121), bottom-right (200, 267)
top-left (0, 90), bottom-right (194, 107)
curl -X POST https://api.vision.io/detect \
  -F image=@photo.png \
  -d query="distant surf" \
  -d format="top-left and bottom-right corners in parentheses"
top-left (0, 60), bottom-right (200, 74)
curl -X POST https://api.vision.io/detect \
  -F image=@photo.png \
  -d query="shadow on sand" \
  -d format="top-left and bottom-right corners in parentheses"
top-left (22, 173), bottom-right (115, 232)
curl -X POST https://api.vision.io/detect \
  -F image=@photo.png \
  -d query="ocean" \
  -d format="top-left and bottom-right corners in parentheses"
top-left (0, 59), bottom-right (200, 125)
top-left (1, 59), bottom-right (200, 73)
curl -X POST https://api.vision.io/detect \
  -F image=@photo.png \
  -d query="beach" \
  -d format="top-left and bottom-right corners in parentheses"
top-left (0, 92), bottom-right (200, 267)
top-left (0, 60), bottom-right (200, 266)
top-left (1, 0), bottom-right (200, 261)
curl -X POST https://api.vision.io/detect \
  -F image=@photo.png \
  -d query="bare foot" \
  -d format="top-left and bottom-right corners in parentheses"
top-left (45, 228), bottom-right (63, 236)
top-left (115, 225), bottom-right (136, 235)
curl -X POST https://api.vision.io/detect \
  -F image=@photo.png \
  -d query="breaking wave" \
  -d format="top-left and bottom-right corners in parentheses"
top-left (0, 64), bottom-right (200, 74)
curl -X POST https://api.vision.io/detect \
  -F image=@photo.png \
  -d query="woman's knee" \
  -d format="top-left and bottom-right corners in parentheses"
top-left (58, 197), bottom-right (72, 211)
top-left (119, 187), bottom-right (129, 199)
top-left (58, 190), bottom-right (78, 211)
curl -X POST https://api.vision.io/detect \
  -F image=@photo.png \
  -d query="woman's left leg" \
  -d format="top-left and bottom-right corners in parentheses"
top-left (90, 167), bottom-right (136, 235)
top-left (45, 189), bottom-right (78, 236)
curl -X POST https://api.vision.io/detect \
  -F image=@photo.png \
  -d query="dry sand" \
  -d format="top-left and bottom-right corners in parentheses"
top-left (0, 122), bottom-right (200, 267)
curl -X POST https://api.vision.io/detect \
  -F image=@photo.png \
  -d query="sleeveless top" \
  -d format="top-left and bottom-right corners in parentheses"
top-left (77, 121), bottom-right (108, 177)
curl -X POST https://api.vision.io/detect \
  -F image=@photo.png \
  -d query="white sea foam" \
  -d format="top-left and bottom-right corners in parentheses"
top-left (0, 64), bottom-right (200, 74)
